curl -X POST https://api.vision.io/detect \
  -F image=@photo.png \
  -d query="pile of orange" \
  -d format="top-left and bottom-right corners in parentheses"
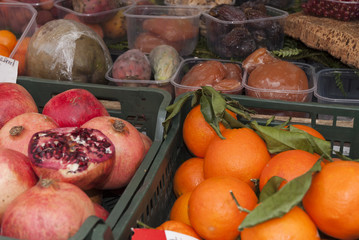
top-left (0, 30), bottom-right (17, 57)
top-left (154, 105), bottom-right (359, 240)
top-left (0, 29), bottom-right (30, 75)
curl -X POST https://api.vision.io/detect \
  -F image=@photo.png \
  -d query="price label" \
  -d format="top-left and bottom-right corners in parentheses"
top-left (131, 228), bottom-right (200, 240)
top-left (0, 56), bottom-right (18, 83)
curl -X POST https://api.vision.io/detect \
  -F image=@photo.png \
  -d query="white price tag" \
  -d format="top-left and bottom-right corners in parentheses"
top-left (165, 230), bottom-right (200, 240)
top-left (0, 56), bottom-right (18, 83)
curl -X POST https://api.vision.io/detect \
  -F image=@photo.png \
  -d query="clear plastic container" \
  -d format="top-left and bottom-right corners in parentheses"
top-left (105, 61), bottom-right (179, 98)
top-left (243, 62), bottom-right (316, 102)
top-left (301, 0), bottom-right (359, 21)
top-left (0, 2), bottom-right (37, 58)
top-left (124, 5), bottom-right (201, 56)
top-left (315, 68), bottom-right (359, 106)
top-left (4, 0), bottom-right (57, 26)
top-left (202, 5), bottom-right (289, 59)
top-left (54, 0), bottom-right (131, 25)
top-left (171, 57), bottom-right (244, 97)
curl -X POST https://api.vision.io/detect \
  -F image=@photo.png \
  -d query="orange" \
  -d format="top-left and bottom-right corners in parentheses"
top-left (156, 220), bottom-right (201, 239)
top-left (188, 176), bottom-right (258, 240)
top-left (0, 30), bottom-right (17, 52)
top-left (286, 124), bottom-right (325, 140)
top-left (0, 44), bottom-right (10, 57)
top-left (182, 104), bottom-right (236, 158)
top-left (241, 206), bottom-right (320, 240)
top-left (203, 127), bottom-right (270, 189)
top-left (12, 37), bottom-right (31, 76)
top-left (258, 149), bottom-right (320, 191)
top-left (173, 157), bottom-right (204, 198)
top-left (303, 160), bottom-right (359, 239)
top-left (169, 191), bottom-right (192, 226)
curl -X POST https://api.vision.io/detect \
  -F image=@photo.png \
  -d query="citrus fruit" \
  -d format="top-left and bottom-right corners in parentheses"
top-left (169, 191), bottom-right (192, 226)
top-left (12, 37), bottom-right (31, 75)
top-left (287, 124), bottom-right (325, 140)
top-left (173, 157), bottom-right (204, 198)
top-left (203, 127), bottom-right (270, 189)
top-left (0, 30), bottom-right (17, 52)
top-left (302, 160), bottom-right (359, 239)
top-left (182, 104), bottom-right (236, 158)
top-left (259, 149), bottom-right (320, 191)
top-left (0, 44), bottom-right (10, 57)
top-left (188, 176), bottom-right (258, 240)
top-left (241, 206), bottom-right (320, 240)
top-left (156, 220), bottom-right (200, 239)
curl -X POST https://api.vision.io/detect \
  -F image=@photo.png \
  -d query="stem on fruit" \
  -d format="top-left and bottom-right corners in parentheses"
top-left (230, 191), bottom-right (251, 213)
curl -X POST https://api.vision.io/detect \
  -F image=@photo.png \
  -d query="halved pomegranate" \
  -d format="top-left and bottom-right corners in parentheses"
top-left (28, 127), bottom-right (115, 190)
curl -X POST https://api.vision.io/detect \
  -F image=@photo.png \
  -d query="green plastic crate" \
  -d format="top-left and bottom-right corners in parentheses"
top-left (1, 76), bottom-right (172, 240)
top-left (112, 94), bottom-right (359, 240)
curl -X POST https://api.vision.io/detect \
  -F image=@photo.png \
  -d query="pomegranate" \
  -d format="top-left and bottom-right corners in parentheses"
top-left (0, 82), bottom-right (38, 129)
top-left (1, 179), bottom-right (96, 240)
top-left (139, 132), bottom-right (152, 156)
top-left (42, 88), bottom-right (110, 127)
top-left (27, 127), bottom-right (115, 190)
top-left (93, 202), bottom-right (109, 221)
top-left (81, 116), bottom-right (146, 189)
top-left (0, 148), bottom-right (38, 223)
top-left (0, 112), bottom-right (59, 157)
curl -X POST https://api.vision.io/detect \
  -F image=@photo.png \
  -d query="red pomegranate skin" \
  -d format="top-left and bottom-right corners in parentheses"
top-left (1, 179), bottom-right (96, 240)
top-left (81, 116), bottom-right (146, 189)
top-left (0, 83), bottom-right (38, 129)
top-left (139, 132), bottom-right (152, 156)
top-left (0, 112), bottom-right (59, 157)
top-left (28, 127), bottom-right (115, 190)
top-left (0, 148), bottom-right (38, 223)
top-left (93, 202), bottom-right (110, 221)
top-left (42, 88), bottom-right (110, 127)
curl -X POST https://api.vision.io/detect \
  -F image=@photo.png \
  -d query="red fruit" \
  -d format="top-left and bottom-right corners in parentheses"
top-left (139, 132), bottom-right (152, 156)
top-left (27, 127), bottom-right (115, 190)
top-left (1, 179), bottom-right (96, 240)
top-left (0, 148), bottom-right (38, 223)
top-left (42, 89), bottom-right (110, 127)
top-left (0, 112), bottom-right (59, 156)
top-left (0, 83), bottom-right (38, 129)
top-left (81, 116), bottom-right (146, 189)
top-left (93, 202), bottom-right (109, 221)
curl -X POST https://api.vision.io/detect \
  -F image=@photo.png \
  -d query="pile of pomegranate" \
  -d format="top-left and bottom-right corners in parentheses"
top-left (0, 83), bottom-right (152, 240)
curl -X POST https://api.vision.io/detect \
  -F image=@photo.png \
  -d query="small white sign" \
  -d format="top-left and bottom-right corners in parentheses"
top-left (165, 230), bottom-right (200, 240)
top-left (0, 56), bottom-right (18, 83)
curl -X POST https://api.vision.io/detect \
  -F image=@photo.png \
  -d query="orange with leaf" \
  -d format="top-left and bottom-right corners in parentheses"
top-left (241, 206), bottom-right (320, 240)
top-left (303, 160), bottom-right (359, 240)
top-left (258, 149), bottom-right (321, 191)
top-left (188, 176), bottom-right (258, 240)
top-left (182, 104), bottom-right (237, 158)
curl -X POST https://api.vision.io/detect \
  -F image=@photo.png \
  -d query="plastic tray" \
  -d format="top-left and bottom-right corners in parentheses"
top-left (2, 76), bottom-right (172, 240)
top-left (113, 93), bottom-right (359, 239)
top-left (0, 2), bottom-right (37, 58)
top-left (123, 5), bottom-right (201, 56)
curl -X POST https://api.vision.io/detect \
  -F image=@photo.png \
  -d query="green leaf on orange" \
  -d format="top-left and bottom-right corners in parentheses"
top-left (238, 160), bottom-right (322, 231)
top-left (250, 121), bottom-right (331, 158)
